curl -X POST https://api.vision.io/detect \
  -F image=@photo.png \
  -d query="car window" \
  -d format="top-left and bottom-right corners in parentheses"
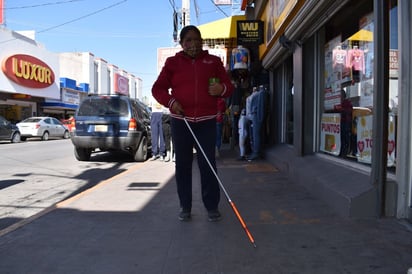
top-left (0, 116), bottom-right (6, 125)
top-left (44, 118), bottom-right (52, 125)
top-left (23, 118), bottom-right (41, 123)
top-left (77, 97), bottom-right (129, 116)
top-left (51, 118), bottom-right (62, 125)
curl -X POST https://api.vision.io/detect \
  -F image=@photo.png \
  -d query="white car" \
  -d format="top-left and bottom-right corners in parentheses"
top-left (17, 117), bottom-right (70, 141)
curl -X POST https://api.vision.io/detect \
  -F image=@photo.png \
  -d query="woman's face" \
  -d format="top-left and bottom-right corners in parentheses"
top-left (181, 30), bottom-right (202, 58)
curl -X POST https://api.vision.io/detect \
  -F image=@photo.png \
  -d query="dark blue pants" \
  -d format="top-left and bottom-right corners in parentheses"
top-left (171, 118), bottom-right (220, 211)
top-left (250, 115), bottom-right (262, 157)
top-left (216, 121), bottom-right (223, 150)
top-left (150, 112), bottom-right (165, 156)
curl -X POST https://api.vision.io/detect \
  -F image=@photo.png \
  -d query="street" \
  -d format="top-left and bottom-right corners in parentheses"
top-left (0, 138), bottom-right (140, 231)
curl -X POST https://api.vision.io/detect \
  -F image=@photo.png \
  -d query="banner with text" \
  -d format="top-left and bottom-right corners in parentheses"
top-left (320, 113), bottom-right (341, 156)
top-left (356, 114), bottom-right (396, 167)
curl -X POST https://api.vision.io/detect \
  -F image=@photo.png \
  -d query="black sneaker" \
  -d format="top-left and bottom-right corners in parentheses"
top-left (178, 209), bottom-right (191, 221)
top-left (207, 210), bottom-right (222, 222)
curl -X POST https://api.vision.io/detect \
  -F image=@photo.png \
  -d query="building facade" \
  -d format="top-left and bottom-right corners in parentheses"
top-left (239, 0), bottom-right (411, 220)
top-left (0, 27), bottom-right (143, 121)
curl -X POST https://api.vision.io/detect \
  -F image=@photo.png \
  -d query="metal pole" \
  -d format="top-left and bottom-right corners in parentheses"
top-left (372, 0), bottom-right (390, 216)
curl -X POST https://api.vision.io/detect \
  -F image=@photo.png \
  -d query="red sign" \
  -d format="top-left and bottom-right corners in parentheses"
top-left (113, 73), bottom-right (129, 95)
top-left (2, 54), bottom-right (55, 88)
top-left (0, 0), bottom-right (3, 25)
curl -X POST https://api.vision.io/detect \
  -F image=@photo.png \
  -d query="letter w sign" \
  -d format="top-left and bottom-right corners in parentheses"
top-left (236, 20), bottom-right (264, 45)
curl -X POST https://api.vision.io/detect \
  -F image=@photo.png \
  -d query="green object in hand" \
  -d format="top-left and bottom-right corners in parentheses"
top-left (209, 77), bottom-right (220, 84)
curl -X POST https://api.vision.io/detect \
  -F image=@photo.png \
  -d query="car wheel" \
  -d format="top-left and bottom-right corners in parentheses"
top-left (63, 130), bottom-right (70, 139)
top-left (134, 136), bottom-right (148, 162)
top-left (74, 147), bottom-right (92, 161)
top-left (11, 132), bottom-right (21, 143)
top-left (42, 131), bottom-right (49, 141)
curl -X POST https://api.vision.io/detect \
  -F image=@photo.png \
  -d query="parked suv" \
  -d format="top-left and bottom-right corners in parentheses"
top-left (0, 115), bottom-right (21, 143)
top-left (70, 94), bottom-right (151, 162)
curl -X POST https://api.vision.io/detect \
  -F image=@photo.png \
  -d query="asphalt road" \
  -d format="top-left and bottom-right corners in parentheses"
top-left (0, 138), bottom-right (139, 231)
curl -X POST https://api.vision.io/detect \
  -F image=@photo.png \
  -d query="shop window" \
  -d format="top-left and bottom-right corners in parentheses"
top-left (320, 1), bottom-right (398, 171)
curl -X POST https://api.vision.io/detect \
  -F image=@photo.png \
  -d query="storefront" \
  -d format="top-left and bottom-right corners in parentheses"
top-left (0, 28), bottom-right (60, 121)
top-left (242, 0), bottom-right (411, 219)
top-left (1, 29), bottom-right (143, 122)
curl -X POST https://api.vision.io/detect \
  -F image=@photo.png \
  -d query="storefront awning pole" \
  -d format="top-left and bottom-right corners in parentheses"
top-left (372, 0), bottom-right (390, 217)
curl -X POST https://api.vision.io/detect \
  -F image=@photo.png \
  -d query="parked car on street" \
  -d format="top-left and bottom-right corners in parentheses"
top-left (0, 115), bottom-right (21, 143)
top-left (17, 117), bottom-right (70, 141)
top-left (70, 94), bottom-right (151, 162)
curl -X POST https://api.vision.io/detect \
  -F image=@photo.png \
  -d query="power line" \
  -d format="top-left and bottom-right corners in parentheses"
top-left (168, 0), bottom-right (177, 12)
top-left (5, 0), bottom-right (86, 9)
top-left (37, 0), bottom-right (128, 34)
top-left (208, 0), bottom-right (229, 17)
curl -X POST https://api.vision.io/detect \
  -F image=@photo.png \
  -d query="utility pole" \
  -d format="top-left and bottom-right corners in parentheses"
top-left (181, 0), bottom-right (190, 28)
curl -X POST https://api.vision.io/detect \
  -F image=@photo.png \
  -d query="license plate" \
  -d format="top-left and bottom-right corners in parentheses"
top-left (94, 125), bottom-right (108, 132)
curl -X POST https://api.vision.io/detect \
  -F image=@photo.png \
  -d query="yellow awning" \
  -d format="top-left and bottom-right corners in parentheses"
top-left (198, 15), bottom-right (246, 39)
top-left (348, 29), bottom-right (373, 42)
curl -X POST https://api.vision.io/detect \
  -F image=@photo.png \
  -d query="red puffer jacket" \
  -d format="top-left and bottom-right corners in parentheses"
top-left (152, 50), bottom-right (234, 122)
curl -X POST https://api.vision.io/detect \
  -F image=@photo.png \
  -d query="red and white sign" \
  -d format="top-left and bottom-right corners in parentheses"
top-left (0, 0), bottom-right (3, 25)
top-left (1, 54), bottom-right (55, 88)
top-left (113, 73), bottom-right (129, 95)
top-left (357, 114), bottom-right (396, 167)
top-left (157, 47), bottom-right (181, 74)
top-left (320, 113), bottom-right (341, 156)
top-left (214, 0), bottom-right (232, 5)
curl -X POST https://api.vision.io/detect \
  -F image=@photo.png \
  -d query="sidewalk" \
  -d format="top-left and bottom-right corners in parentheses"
top-left (0, 146), bottom-right (411, 274)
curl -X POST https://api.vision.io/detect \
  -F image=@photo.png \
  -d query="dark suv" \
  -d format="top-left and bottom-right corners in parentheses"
top-left (0, 115), bottom-right (21, 143)
top-left (70, 94), bottom-right (151, 161)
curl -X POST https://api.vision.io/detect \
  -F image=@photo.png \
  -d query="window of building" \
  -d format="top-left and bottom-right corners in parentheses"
top-left (320, 0), bottom-right (398, 171)
top-left (93, 62), bottom-right (99, 93)
top-left (107, 69), bottom-right (111, 94)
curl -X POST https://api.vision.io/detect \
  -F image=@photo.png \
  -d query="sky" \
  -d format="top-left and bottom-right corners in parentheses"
top-left (2, 0), bottom-right (242, 100)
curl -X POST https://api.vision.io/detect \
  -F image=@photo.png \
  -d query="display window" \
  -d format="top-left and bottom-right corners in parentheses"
top-left (320, 0), bottom-right (398, 171)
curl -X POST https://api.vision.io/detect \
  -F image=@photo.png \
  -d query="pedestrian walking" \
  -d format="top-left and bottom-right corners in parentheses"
top-left (150, 102), bottom-right (166, 161)
top-left (152, 25), bottom-right (234, 222)
top-left (162, 112), bottom-right (172, 162)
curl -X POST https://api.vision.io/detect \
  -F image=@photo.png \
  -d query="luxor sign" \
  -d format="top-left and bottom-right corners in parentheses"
top-left (1, 54), bottom-right (55, 88)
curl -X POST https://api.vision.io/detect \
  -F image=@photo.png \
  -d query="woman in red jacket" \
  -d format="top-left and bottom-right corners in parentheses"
top-left (152, 25), bottom-right (234, 222)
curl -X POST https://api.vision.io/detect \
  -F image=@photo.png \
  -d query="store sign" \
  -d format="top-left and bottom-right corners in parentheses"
top-left (320, 113), bottom-right (341, 156)
top-left (113, 73), bottom-right (129, 95)
top-left (389, 49), bottom-right (398, 78)
top-left (0, 0), bottom-right (3, 25)
top-left (214, 0), bottom-right (231, 4)
top-left (157, 47), bottom-right (181, 74)
top-left (236, 20), bottom-right (264, 45)
top-left (62, 89), bottom-right (80, 105)
top-left (1, 54), bottom-right (55, 88)
top-left (356, 115), bottom-right (396, 167)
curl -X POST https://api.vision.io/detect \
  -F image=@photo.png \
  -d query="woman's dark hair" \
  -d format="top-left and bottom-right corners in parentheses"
top-left (179, 25), bottom-right (202, 41)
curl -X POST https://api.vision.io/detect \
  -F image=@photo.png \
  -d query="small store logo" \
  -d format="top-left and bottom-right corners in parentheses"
top-left (113, 73), bottom-right (129, 95)
top-left (1, 54), bottom-right (55, 88)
